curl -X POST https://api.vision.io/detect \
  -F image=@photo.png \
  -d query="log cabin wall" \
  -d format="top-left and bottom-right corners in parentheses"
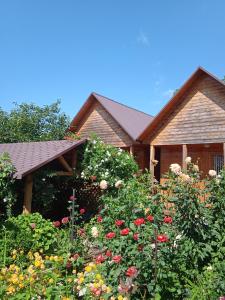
top-left (160, 144), bottom-right (223, 177)
top-left (77, 100), bottom-right (133, 147)
top-left (149, 74), bottom-right (225, 145)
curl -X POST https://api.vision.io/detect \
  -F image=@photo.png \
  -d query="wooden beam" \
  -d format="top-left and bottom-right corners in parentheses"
top-left (71, 150), bottom-right (77, 168)
top-left (58, 156), bottom-right (72, 172)
top-left (182, 144), bottom-right (188, 170)
top-left (55, 171), bottom-right (73, 176)
top-left (150, 145), bottom-right (155, 176)
top-left (23, 174), bottom-right (33, 214)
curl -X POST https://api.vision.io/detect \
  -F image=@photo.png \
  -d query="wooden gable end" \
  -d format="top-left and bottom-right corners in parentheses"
top-left (77, 100), bottom-right (133, 147)
top-left (150, 74), bottom-right (225, 145)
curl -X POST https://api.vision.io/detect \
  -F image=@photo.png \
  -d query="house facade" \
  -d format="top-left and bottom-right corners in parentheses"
top-left (70, 67), bottom-right (225, 180)
top-left (70, 92), bottom-right (153, 170)
top-left (139, 67), bottom-right (225, 180)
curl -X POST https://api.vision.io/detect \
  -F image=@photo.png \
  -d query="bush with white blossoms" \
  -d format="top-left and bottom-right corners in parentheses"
top-left (81, 135), bottom-right (138, 187)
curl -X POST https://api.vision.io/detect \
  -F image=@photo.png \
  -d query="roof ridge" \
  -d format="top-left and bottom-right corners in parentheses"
top-left (92, 92), bottom-right (154, 118)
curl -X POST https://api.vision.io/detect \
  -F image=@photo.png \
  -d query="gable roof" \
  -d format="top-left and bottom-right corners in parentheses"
top-left (138, 66), bottom-right (225, 141)
top-left (70, 92), bottom-right (154, 141)
top-left (0, 139), bottom-right (86, 179)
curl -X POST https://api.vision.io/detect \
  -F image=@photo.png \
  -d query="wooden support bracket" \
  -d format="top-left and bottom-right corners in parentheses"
top-left (182, 144), bottom-right (188, 170)
top-left (58, 156), bottom-right (73, 172)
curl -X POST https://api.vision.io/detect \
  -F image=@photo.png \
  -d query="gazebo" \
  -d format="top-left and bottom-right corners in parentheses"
top-left (0, 139), bottom-right (86, 214)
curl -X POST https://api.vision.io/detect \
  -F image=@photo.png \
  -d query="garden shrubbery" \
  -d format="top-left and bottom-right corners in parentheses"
top-left (1, 139), bottom-right (225, 299)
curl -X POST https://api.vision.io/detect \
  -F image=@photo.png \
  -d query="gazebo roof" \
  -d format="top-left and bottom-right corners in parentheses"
top-left (0, 139), bottom-right (86, 179)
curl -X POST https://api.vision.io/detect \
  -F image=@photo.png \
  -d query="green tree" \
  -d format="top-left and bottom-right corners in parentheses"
top-left (0, 100), bottom-right (70, 143)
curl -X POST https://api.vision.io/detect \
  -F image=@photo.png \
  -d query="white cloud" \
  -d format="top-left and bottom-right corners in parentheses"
top-left (137, 31), bottom-right (150, 47)
top-left (163, 89), bottom-right (174, 98)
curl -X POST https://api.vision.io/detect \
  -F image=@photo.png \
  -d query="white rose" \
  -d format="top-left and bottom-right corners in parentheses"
top-left (100, 180), bottom-right (108, 190)
top-left (115, 180), bottom-right (123, 189)
top-left (91, 227), bottom-right (99, 238)
top-left (208, 170), bottom-right (217, 177)
top-left (185, 156), bottom-right (192, 164)
top-left (170, 163), bottom-right (181, 175)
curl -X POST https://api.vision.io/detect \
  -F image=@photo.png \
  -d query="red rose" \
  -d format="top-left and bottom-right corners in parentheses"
top-left (95, 254), bottom-right (105, 264)
top-left (62, 217), bottom-right (69, 224)
top-left (146, 215), bottom-right (154, 222)
top-left (66, 260), bottom-right (72, 269)
top-left (112, 255), bottom-right (122, 263)
top-left (134, 218), bottom-right (145, 226)
top-left (53, 221), bottom-right (61, 227)
top-left (115, 220), bottom-right (125, 227)
top-left (163, 216), bottom-right (173, 224)
top-left (138, 244), bottom-right (144, 252)
top-left (69, 195), bottom-right (76, 201)
top-left (71, 253), bottom-right (79, 260)
top-left (126, 266), bottom-right (138, 277)
top-left (90, 175), bottom-right (97, 181)
top-left (78, 228), bottom-right (85, 236)
top-left (105, 250), bottom-right (112, 257)
top-left (30, 223), bottom-right (36, 229)
top-left (133, 233), bottom-right (139, 241)
top-left (157, 234), bottom-right (169, 243)
top-left (106, 232), bottom-right (116, 239)
top-left (97, 215), bottom-right (103, 223)
top-left (80, 208), bottom-right (85, 214)
top-left (120, 228), bottom-right (130, 236)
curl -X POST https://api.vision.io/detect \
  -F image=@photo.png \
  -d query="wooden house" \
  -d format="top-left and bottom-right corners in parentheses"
top-left (71, 67), bottom-right (225, 181)
top-left (70, 92), bottom-right (154, 170)
top-left (139, 67), bottom-right (225, 181)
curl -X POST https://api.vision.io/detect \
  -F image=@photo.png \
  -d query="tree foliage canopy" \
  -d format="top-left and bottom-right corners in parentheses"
top-left (0, 101), bottom-right (70, 143)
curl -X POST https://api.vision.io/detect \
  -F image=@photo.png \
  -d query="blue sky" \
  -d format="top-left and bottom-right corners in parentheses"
top-left (0, 0), bottom-right (225, 118)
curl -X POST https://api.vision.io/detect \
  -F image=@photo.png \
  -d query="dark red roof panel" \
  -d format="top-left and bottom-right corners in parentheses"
top-left (92, 93), bottom-right (154, 140)
top-left (0, 139), bottom-right (86, 179)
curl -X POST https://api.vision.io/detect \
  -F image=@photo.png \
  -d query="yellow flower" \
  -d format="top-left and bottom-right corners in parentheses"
top-left (34, 260), bottom-right (42, 268)
top-left (6, 285), bottom-right (15, 295)
top-left (85, 265), bottom-right (92, 272)
top-left (118, 296), bottom-right (123, 300)
top-left (1, 267), bottom-right (7, 275)
top-left (12, 249), bottom-right (17, 256)
top-left (78, 277), bottom-right (84, 284)
top-left (48, 278), bottom-right (54, 284)
top-left (67, 277), bottom-right (73, 283)
top-left (106, 286), bottom-right (112, 293)
top-left (95, 273), bottom-right (102, 280)
top-left (19, 283), bottom-right (24, 289)
top-left (10, 273), bottom-right (19, 284)
top-left (62, 297), bottom-right (71, 300)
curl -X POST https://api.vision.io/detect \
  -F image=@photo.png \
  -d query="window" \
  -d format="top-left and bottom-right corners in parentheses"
top-left (213, 155), bottom-right (224, 174)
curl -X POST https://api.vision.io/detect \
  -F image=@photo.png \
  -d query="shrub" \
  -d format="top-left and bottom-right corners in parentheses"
top-left (81, 135), bottom-right (138, 187)
top-left (4, 213), bottom-right (58, 254)
top-left (0, 152), bottom-right (16, 217)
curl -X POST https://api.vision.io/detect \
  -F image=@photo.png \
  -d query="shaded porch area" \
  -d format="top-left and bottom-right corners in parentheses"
top-left (150, 143), bottom-right (225, 181)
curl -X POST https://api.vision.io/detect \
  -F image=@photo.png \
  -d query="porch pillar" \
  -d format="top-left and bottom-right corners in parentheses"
top-left (150, 145), bottom-right (155, 176)
top-left (182, 144), bottom-right (188, 170)
top-left (130, 145), bottom-right (134, 156)
top-left (23, 173), bottom-right (33, 214)
top-left (71, 150), bottom-right (77, 169)
top-left (223, 143), bottom-right (225, 167)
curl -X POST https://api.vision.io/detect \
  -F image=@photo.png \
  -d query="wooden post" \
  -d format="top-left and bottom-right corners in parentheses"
top-left (223, 143), bottom-right (225, 167)
top-left (150, 145), bottom-right (155, 176)
top-left (23, 174), bottom-right (33, 214)
top-left (182, 144), bottom-right (187, 170)
top-left (71, 150), bottom-right (77, 169)
top-left (130, 145), bottom-right (134, 156)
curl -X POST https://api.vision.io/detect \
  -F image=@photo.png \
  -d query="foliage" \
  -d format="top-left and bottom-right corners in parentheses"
top-left (0, 152), bottom-right (16, 217)
top-left (81, 135), bottom-right (138, 186)
top-left (3, 213), bottom-right (58, 255)
top-left (2, 152), bottom-right (225, 298)
top-left (0, 101), bottom-right (70, 143)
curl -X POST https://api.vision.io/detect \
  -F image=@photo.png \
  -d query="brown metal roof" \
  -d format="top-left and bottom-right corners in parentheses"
top-left (70, 92), bottom-right (154, 141)
top-left (0, 139), bottom-right (86, 179)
